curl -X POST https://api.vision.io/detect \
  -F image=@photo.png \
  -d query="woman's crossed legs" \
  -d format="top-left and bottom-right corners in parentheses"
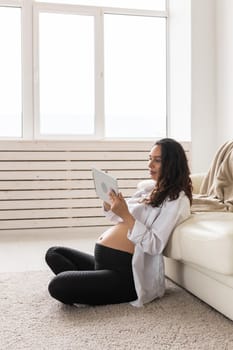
top-left (45, 246), bottom-right (137, 305)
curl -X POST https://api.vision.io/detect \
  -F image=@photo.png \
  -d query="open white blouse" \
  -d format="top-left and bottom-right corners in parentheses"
top-left (103, 181), bottom-right (191, 307)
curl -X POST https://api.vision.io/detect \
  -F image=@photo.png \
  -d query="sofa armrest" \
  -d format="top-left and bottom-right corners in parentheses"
top-left (190, 173), bottom-right (206, 194)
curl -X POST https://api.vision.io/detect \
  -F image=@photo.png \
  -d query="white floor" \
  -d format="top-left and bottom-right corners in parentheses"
top-left (0, 233), bottom-right (97, 273)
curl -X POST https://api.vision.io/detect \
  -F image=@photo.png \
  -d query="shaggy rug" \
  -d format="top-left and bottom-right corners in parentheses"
top-left (0, 270), bottom-right (232, 350)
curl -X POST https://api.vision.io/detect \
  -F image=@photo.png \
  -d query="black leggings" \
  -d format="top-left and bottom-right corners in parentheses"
top-left (45, 244), bottom-right (137, 305)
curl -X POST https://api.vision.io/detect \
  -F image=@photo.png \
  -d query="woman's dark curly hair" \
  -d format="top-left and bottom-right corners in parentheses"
top-left (147, 138), bottom-right (192, 207)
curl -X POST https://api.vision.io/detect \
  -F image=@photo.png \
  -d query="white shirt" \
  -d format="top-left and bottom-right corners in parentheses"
top-left (103, 182), bottom-right (191, 307)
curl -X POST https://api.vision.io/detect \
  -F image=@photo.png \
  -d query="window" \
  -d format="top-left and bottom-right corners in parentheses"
top-left (0, 6), bottom-right (22, 137)
top-left (0, 1), bottom-right (168, 139)
top-left (104, 14), bottom-right (166, 138)
top-left (38, 12), bottom-right (95, 135)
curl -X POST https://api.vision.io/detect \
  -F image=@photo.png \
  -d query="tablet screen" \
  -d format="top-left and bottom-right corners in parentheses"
top-left (92, 168), bottom-right (118, 204)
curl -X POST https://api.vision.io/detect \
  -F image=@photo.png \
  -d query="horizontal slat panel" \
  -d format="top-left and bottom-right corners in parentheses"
top-left (0, 180), bottom-right (85, 190)
top-left (0, 189), bottom-right (95, 200)
top-left (0, 169), bottom-right (149, 180)
top-left (0, 217), bottom-right (109, 229)
top-left (0, 178), bottom-right (140, 190)
top-left (0, 188), bottom-right (135, 200)
top-left (0, 226), bottom-right (106, 237)
top-left (0, 198), bottom-right (103, 210)
top-left (0, 151), bottom-right (148, 161)
top-left (0, 160), bottom-right (147, 171)
top-left (0, 140), bottom-right (155, 151)
top-left (0, 208), bottom-right (103, 220)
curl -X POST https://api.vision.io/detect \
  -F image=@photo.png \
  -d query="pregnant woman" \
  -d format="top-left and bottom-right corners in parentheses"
top-left (45, 138), bottom-right (192, 307)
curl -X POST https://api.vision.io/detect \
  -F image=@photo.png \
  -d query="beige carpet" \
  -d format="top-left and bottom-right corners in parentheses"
top-left (0, 270), bottom-right (232, 350)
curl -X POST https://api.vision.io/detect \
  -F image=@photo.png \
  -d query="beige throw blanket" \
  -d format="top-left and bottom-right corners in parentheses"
top-left (192, 141), bottom-right (233, 212)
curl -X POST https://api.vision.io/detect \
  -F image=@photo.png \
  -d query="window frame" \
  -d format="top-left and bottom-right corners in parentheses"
top-left (0, 0), bottom-right (168, 140)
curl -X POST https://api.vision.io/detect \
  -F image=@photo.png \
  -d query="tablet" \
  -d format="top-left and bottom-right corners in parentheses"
top-left (92, 168), bottom-right (118, 204)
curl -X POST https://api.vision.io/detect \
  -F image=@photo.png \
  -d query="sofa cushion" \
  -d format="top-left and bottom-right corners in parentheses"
top-left (164, 212), bottom-right (233, 275)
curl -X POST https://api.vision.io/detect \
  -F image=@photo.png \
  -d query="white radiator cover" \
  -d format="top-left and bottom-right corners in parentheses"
top-left (0, 140), bottom-right (191, 237)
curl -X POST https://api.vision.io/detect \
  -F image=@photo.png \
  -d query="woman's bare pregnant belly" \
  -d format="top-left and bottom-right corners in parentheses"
top-left (96, 222), bottom-right (134, 254)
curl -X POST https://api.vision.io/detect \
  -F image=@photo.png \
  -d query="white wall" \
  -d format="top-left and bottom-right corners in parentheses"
top-left (169, 0), bottom-right (220, 173)
top-left (191, 0), bottom-right (217, 173)
top-left (216, 0), bottom-right (233, 147)
top-left (190, 0), bottom-right (233, 172)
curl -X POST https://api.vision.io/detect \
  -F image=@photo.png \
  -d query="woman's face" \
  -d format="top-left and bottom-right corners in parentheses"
top-left (148, 145), bottom-right (162, 181)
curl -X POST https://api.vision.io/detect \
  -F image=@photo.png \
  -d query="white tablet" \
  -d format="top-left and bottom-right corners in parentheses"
top-left (92, 168), bottom-right (118, 204)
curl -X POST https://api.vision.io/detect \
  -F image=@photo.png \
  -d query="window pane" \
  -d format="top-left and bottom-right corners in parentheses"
top-left (104, 15), bottom-right (166, 138)
top-left (35, 0), bottom-right (166, 11)
top-left (0, 7), bottom-right (21, 137)
top-left (39, 12), bottom-right (94, 135)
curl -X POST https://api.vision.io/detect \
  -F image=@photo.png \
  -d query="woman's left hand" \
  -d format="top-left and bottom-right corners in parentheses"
top-left (109, 191), bottom-right (135, 229)
top-left (109, 191), bottom-right (128, 218)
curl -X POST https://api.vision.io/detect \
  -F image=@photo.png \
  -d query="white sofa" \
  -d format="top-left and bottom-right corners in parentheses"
top-left (164, 173), bottom-right (233, 321)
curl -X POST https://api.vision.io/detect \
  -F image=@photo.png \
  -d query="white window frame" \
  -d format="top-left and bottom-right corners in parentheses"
top-left (0, 0), bottom-right (168, 140)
